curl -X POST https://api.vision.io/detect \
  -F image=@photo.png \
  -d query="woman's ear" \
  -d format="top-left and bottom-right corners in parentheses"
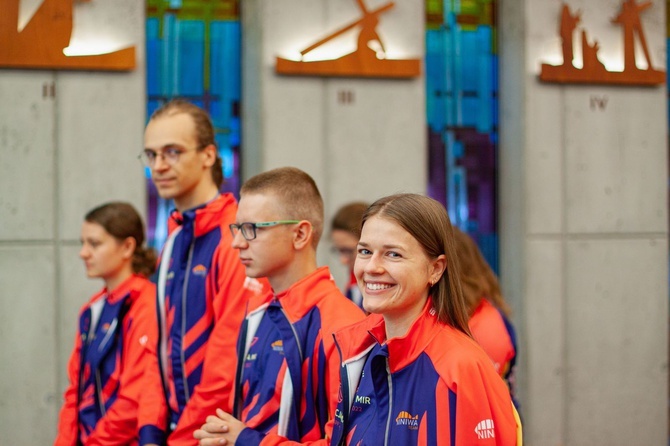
top-left (293, 220), bottom-right (313, 250)
top-left (121, 237), bottom-right (137, 260)
top-left (430, 254), bottom-right (447, 284)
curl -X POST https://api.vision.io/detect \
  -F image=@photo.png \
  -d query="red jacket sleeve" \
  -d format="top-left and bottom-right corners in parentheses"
top-left (136, 277), bottom-right (168, 445)
top-left (137, 341), bottom-right (168, 445)
top-left (87, 283), bottom-right (159, 445)
top-left (167, 241), bottom-right (270, 445)
top-left (54, 330), bottom-right (83, 446)
top-left (448, 359), bottom-right (519, 445)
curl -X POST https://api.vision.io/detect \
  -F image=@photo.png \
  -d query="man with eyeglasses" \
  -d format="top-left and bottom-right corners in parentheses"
top-left (194, 166), bottom-right (366, 445)
top-left (138, 99), bottom-right (267, 446)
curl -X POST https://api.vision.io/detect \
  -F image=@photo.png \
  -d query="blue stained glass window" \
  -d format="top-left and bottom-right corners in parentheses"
top-left (426, 0), bottom-right (499, 273)
top-left (145, 0), bottom-right (242, 249)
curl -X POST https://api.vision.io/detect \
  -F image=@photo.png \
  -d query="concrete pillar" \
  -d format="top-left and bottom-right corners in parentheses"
top-left (241, 0), bottom-right (426, 275)
top-left (0, 2), bottom-right (145, 443)
top-left (499, 0), bottom-right (668, 444)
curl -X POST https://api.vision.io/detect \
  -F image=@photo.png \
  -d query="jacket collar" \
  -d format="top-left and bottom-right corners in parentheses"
top-left (272, 266), bottom-right (336, 322)
top-left (334, 299), bottom-right (444, 372)
top-left (168, 193), bottom-right (236, 237)
top-left (103, 274), bottom-right (146, 305)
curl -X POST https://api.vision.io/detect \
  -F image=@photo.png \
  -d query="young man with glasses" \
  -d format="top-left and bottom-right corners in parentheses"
top-left (194, 166), bottom-right (366, 445)
top-left (138, 99), bottom-right (267, 446)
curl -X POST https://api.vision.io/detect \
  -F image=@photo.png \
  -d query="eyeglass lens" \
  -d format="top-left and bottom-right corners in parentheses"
top-left (230, 223), bottom-right (257, 241)
top-left (139, 147), bottom-right (184, 167)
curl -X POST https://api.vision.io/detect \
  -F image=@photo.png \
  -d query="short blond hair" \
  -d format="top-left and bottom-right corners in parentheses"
top-left (241, 167), bottom-right (324, 247)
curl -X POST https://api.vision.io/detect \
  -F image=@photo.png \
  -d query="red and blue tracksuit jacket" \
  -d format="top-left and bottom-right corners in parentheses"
top-left (139, 194), bottom-right (269, 445)
top-left (54, 274), bottom-right (157, 446)
top-left (233, 267), bottom-right (366, 446)
top-left (330, 300), bottom-right (522, 446)
top-left (469, 299), bottom-right (518, 402)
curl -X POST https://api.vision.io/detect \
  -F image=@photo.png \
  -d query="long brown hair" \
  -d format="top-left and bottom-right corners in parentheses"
top-left (85, 202), bottom-right (157, 278)
top-left (150, 99), bottom-right (223, 188)
top-left (361, 194), bottom-right (471, 335)
top-left (452, 227), bottom-right (511, 317)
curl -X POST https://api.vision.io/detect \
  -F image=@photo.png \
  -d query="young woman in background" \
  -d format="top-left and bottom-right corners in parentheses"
top-left (54, 202), bottom-right (157, 446)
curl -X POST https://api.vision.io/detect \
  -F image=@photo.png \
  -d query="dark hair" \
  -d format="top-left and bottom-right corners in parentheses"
top-left (241, 167), bottom-right (324, 247)
top-left (452, 227), bottom-right (511, 317)
top-left (331, 201), bottom-right (369, 238)
top-left (85, 202), bottom-right (157, 278)
top-left (150, 98), bottom-right (223, 188)
top-left (362, 193), bottom-right (471, 335)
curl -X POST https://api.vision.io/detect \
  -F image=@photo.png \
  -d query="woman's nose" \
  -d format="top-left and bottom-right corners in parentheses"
top-left (363, 253), bottom-right (383, 274)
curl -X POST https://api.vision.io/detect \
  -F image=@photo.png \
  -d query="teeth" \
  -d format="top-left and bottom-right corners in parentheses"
top-left (366, 283), bottom-right (392, 291)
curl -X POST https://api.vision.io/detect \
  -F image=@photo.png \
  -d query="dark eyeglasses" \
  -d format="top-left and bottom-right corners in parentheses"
top-left (229, 221), bottom-right (301, 241)
top-left (330, 246), bottom-right (356, 257)
top-left (138, 146), bottom-right (198, 167)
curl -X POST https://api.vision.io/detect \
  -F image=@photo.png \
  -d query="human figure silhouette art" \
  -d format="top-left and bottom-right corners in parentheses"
top-left (612, 0), bottom-right (653, 71)
top-left (1, 0), bottom-right (135, 70)
top-left (275, 0), bottom-right (419, 78)
top-left (559, 4), bottom-right (581, 66)
top-left (540, 0), bottom-right (663, 85)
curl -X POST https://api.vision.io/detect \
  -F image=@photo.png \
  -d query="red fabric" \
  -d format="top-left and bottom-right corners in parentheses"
top-left (157, 195), bottom-right (270, 446)
top-left (333, 301), bottom-right (520, 445)
top-left (54, 275), bottom-right (157, 446)
top-left (469, 299), bottom-right (516, 377)
top-left (245, 267), bottom-right (366, 445)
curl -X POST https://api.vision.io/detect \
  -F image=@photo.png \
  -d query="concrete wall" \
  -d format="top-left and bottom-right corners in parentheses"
top-left (499, 0), bottom-right (668, 444)
top-left (0, 2), bottom-right (145, 444)
top-left (0, 0), bottom-right (667, 444)
top-left (241, 0), bottom-right (426, 280)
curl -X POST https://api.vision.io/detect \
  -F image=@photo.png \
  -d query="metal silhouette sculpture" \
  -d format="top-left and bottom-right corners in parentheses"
top-left (275, 0), bottom-right (420, 78)
top-left (0, 0), bottom-right (135, 70)
top-left (540, 0), bottom-right (664, 85)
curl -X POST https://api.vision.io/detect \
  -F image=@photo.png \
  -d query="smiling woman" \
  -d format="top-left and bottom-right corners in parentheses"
top-left (355, 214), bottom-right (447, 338)
top-left (329, 193), bottom-right (522, 446)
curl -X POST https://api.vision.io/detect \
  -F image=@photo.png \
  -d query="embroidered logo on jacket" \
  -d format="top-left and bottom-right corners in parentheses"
top-left (395, 411), bottom-right (419, 429)
top-left (475, 419), bottom-right (496, 439)
top-left (351, 395), bottom-right (371, 413)
top-left (243, 276), bottom-right (265, 293)
top-left (271, 340), bottom-right (284, 354)
top-left (192, 264), bottom-right (207, 276)
top-left (354, 395), bottom-right (371, 405)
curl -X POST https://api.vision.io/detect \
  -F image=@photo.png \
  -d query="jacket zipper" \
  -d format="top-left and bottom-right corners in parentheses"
top-left (333, 336), bottom-right (349, 446)
top-left (180, 240), bottom-right (195, 403)
top-left (97, 318), bottom-right (117, 353)
top-left (384, 357), bottom-right (393, 446)
top-left (95, 369), bottom-right (106, 416)
top-left (94, 316), bottom-right (118, 418)
top-left (280, 307), bottom-right (304, 362)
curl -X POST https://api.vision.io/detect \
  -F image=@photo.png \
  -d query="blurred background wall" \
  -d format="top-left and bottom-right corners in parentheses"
top-left (0, 0), bottom-right (667, 444)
